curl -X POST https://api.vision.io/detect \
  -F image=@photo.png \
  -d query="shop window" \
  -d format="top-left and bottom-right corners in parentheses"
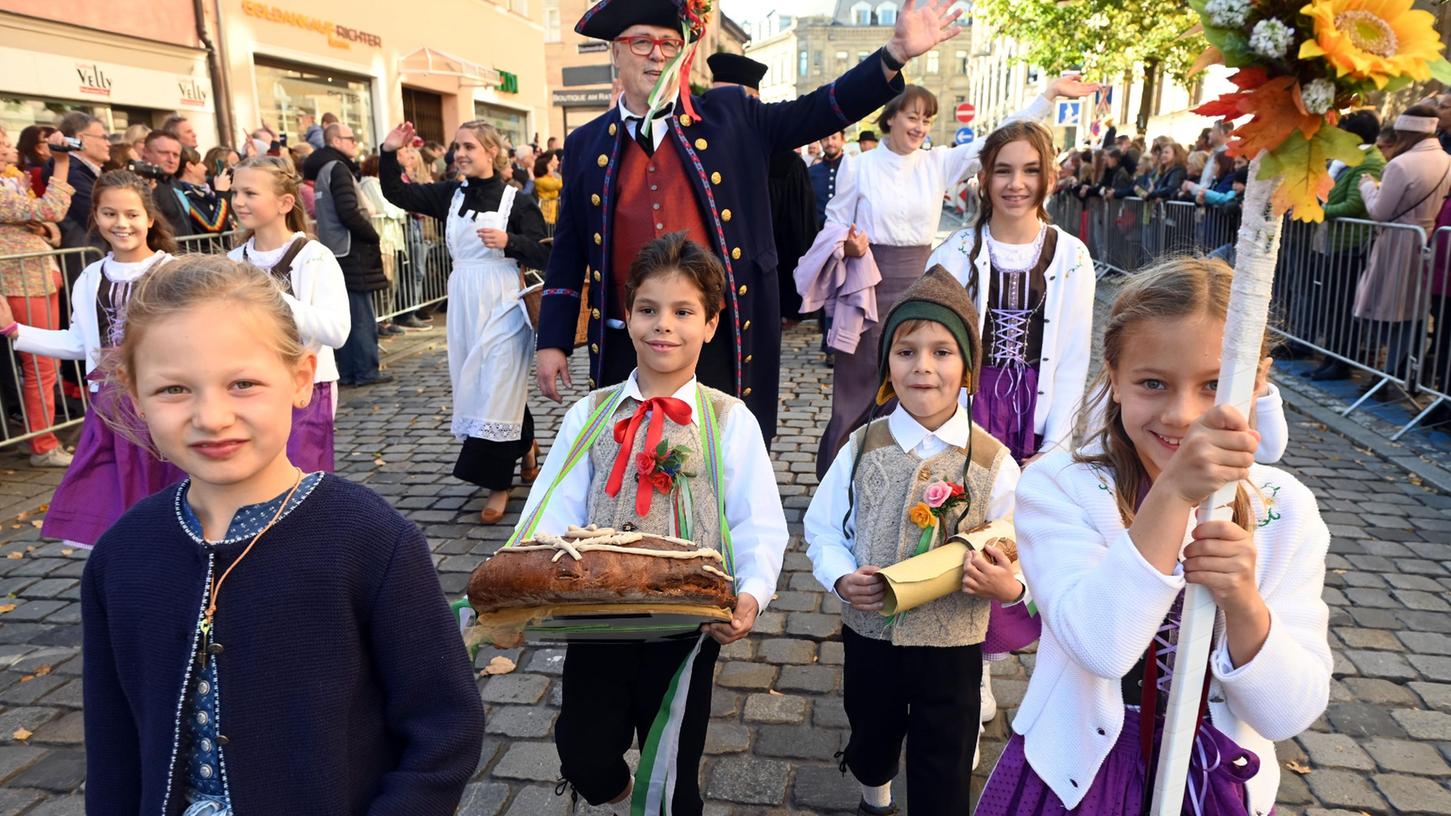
top-left (254, 59), bottom-right (375, 151)
top-left (475, 102), bottom-right (527, 149)
top-left (0, 94), bottom-right (160, 143)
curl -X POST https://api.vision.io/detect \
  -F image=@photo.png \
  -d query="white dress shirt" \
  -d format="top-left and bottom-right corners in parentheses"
top-left (824, 94), bottom-right (1055, 247)
top-left (805, 404), bottom-right (1020, 597)
top-left (1011, 449), bottom-right (1331, 814)
top-left (617, 98), bottom-right (676, 153)
top-left (15, 251), bottom-right (172, 390)
top-left (514, 371), bottom-right (789, 612)
top-left (229, 235), bottom-right (350, 384)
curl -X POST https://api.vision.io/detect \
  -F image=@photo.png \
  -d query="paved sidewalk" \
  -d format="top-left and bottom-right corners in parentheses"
top-left (0, 323), bottom-right (1446, 814)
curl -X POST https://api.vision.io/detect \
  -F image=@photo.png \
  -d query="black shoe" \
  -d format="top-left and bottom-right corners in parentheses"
top-left (380, 323), bottom-right (405, 336)
top-left (857, 800), bottom-right (899, 816)
top-left (395, 314), bottom-right (432, 330)
top-left (354, 374), bottom-right (394, 387)
top-left (1309, 361), bottom-right (1351, 381)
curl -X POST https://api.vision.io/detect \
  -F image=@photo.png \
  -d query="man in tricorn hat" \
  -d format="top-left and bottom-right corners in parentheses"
top-left (707, 51), bottom-right (818, 328)
top-left (535, 0), bottom-right (965, 449)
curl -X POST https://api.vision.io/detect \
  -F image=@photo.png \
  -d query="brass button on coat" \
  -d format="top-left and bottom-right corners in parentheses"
top-left (695, 138), bottom-right (708, 150)
top-left (743, 387), bottom-right (753, 397)
top-left (731, 247), bottom-right (742, 260)
top-left (738, 285), bottom-right (748, 296)
top-left (711, 171), bottom-right (722, 184)
top-left (680, 114), bottom-right (693, 126)
top-left (591, 194), bottom-right (601, 206)
top-left (593, 233), bottom-right (602, 245)
top-left (597, 154), bottom-right (609, 167)
top-left (743, 320), bottom-right (751, 331)
top-left (593, 270), bottom-right (602, 282)
top-left (721, 209), bottom-right (733, 222)
top-left (591, 308), bottom-right (601, 319)
top-left (609, 123), bottom-right (618, 136)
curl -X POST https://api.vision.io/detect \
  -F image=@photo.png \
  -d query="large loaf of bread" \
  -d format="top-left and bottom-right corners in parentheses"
top-left (468, 525), bottom-right (736, 613)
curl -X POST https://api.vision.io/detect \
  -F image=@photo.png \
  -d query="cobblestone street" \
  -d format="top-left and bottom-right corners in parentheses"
top-left (0, 310), bottom-right (1447, 814)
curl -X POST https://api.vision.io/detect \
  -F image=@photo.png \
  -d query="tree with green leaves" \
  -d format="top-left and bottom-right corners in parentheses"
top-left (973, 0), bottom-right (1204, 132)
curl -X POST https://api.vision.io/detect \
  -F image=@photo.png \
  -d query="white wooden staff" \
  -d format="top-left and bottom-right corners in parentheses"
top-left (1150, 154), bottom-right (1281, 814)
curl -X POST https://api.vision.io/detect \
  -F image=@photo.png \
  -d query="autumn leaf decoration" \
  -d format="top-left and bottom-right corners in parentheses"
top-left (1186, 0), bottom-right (1451, 221)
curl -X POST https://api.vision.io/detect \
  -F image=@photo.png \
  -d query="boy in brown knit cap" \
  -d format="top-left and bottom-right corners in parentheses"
top-left (804, 265), bottom-right (1027, 816)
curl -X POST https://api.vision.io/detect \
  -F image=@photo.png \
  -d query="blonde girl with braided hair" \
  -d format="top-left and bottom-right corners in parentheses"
top-left (225, 155), bottom-right (349, 473)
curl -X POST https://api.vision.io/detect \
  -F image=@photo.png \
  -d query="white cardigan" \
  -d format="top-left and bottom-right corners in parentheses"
top-left (1011, 449), bottom-right (1332, 813)
top-left (926, 224), bottom-right (1096, 452)
top-left (14, 252), bottom-right (173, 390)
top-left (228, 237), bottom-right (350, 384)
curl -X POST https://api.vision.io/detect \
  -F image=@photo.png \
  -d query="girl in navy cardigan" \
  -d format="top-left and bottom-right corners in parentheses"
top-left (81, 254), bottom-right (483, 815)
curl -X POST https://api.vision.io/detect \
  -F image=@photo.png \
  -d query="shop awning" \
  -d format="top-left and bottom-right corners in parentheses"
top-left (397, 48), bottom-right (500, 87)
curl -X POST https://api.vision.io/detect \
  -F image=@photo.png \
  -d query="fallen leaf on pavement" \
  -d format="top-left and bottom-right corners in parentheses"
top-left (0, 604), bottom-right (15, 613)
top-left (61, 549), bottom-right (73, 557)
top-left (481, 656), bottom-right (516, 676)
top-left (1285, 760), bottom-right (1311, 775)
top-left (11, 728), bottom-right (31, 742)
top-left (5, 552), bottom-right (20, 560)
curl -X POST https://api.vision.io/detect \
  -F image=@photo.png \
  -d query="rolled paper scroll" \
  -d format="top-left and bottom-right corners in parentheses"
top-left (878, 520), bottom-right (1016, 616)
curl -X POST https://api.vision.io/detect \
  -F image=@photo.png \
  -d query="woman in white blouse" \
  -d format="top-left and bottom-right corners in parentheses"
top-left (816, 75), bottom-right (1100, 471)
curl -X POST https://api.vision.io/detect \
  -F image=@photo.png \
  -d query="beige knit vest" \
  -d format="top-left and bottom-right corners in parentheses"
top-left (842, 418), bottom-right (1009, 647)
top-left (585, 385), bottom-right (738, 555)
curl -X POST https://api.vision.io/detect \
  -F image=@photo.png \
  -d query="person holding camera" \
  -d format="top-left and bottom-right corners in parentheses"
top-left (0, 125), bottom-right (74, 467)
top-left (139, 130), bottom-right (194, 237)
top-left (174, 147), bottom-right (233, 235)
top-left (46, 112), bottom-right (111, 255)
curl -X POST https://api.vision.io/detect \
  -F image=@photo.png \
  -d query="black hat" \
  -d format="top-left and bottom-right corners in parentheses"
top-left (576, 0), bottom-right (686, 40)
top-left (858, 130), bottom-right (879, 144)
top-left (707, 53), bottom-right (767, 90)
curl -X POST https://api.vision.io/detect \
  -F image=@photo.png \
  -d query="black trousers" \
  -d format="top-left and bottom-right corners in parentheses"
top-left (840, 626), bottom-right (982, 816)
top-left (452, 408), bottom-right (534, 490)
top-left (555, 637), bottom-right (721, 815)
top-left (599, 326), bottom-right (734, 394)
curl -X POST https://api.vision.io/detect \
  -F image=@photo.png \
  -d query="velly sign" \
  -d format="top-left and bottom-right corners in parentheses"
top-left (0, 46), bottom-right (215, 112)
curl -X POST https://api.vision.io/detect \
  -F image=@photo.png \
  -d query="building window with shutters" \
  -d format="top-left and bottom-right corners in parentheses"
top-left (799, 50), bottom-right (808, 77)
top-left (544, 0), bottom-right (560, 42)
top-left (877, 3), bottom-right (898, 25)
top-left (851, 1), bottom-right (872, 24)
top-left (956, 50), bottom-right (968, 74)
top-left (835, 50), bottom-right (848, 69)
top-left (927, 50), bottom-right (940, 74)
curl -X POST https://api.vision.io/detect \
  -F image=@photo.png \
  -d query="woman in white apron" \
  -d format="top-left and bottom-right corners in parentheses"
top-left (379, 120), bottom-right (551, 523)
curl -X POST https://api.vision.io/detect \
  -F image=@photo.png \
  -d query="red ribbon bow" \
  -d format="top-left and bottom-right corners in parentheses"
top-left (604, 396), bottom-right (694, 516)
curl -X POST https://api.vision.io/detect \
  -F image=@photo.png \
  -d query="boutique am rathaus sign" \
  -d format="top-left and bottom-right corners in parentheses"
top-left (240, 0), bottom-right (383, 50)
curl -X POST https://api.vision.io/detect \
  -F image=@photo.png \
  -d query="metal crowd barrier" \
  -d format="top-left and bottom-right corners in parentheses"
top-left (1051, 190), bottom-right (1442, 438)
top-left (0, 211), bottom-right (523, 449)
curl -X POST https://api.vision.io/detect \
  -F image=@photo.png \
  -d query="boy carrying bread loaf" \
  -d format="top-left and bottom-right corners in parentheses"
top-left (513, 232), bottom-right (788, 815)
top-left (803, 265), bottom-right (1028, 816)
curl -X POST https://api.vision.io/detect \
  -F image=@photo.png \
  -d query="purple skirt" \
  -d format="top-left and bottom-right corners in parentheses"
top-left (288, 382), bottom-right (335, 473)
top-left (981, 599), bottom-right (1042, 655)
top-left (978, 707), bottom-right (1260, 816)
top-left (42, 384), bottom-right (184, 547)
top-left (972, 364), bottom-right (1043, 464)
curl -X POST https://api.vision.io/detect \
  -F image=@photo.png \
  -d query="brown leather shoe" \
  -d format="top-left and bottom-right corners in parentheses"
top-left (480, 507), bottom-right (505, 524)
top-left (521, 441), bottom-right (542, 485)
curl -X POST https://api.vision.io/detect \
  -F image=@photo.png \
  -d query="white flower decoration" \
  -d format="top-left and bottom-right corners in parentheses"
top-left (1205, 0), bottom-right (1251, 29)
top-left (1300, 78), bottom-right (1336, 115)
top-left (1249, 18), bottom-right (1295, 60)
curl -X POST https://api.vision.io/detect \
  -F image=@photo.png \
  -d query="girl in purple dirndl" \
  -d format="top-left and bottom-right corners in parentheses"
top-left (978, 258), bottom-right (1333, 816)
top-left (925, 120), bottom-right (1099, 760)
top-left (0, 170), bottom-right (184, 546)
top-left (227, 157), bottom-right (351, 473)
